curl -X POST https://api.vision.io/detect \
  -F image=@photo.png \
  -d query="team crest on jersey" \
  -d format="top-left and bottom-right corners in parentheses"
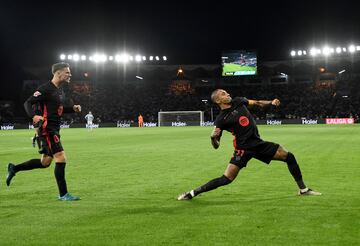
top-left (239, 116), bottom-right (249, 127)
top-left (33, 91), bottom-right (42, 97)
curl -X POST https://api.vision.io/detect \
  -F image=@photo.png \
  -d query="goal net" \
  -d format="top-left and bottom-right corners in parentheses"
top-left (158, 111), bottom-right (204, 126)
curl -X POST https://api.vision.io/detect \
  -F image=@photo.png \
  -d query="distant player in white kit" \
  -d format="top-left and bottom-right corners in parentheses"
top-left (85, 111), bottom-right (94, 130)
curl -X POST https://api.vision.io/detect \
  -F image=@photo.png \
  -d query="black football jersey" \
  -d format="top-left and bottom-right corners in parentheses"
top-left (24, 82), bottom-right (74, 131)
top-left (214, 97), bottom-right (263, 149)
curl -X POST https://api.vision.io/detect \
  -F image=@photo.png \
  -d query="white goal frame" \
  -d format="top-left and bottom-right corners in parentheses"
top-left (158, 111), bottom-right (204, 127)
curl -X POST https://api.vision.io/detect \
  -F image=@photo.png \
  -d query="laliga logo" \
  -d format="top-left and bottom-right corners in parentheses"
top-left (33, 91), bottom-right (42, 97)
top-left (326, 118), bottom-right (355, 124)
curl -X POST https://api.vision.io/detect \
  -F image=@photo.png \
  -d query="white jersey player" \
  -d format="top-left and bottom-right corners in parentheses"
top-left (85, 111), bottom-right (94, 130)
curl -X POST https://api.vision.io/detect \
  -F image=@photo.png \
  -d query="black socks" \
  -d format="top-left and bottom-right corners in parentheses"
top-left (286, 152), bottom-right (306, 189)
top-left (54, 162), bottom-right (68, 197)
top-left (12, 159), bottom-right (69, 197)
top-left (193, 175), bottom-right (232, 196)
top-left (14, 159), bottom-right (46, 172)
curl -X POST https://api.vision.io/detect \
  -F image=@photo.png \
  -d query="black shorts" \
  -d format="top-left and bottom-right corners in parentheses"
top-left (39, 131), bottom-right (64, 157)
top-left (229, 141), bottom-right (279, 169)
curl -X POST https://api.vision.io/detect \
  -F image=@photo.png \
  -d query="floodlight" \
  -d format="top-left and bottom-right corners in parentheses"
top-left (115, 54), bottom-right (129, 63)
top-left (322, 47), bottom-right (330, 56)
top-left (348, 45), bottom-right (356, 53)
top-left (310, 48), bottom-right (317, 56)
top-left (135, 55), bottom-right (142, 62)
top-left (73, 54), bottom-right (80, 61)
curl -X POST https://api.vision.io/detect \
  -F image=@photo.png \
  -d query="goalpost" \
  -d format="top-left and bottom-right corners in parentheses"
top-left (158, 111), bottom-right (204, 127)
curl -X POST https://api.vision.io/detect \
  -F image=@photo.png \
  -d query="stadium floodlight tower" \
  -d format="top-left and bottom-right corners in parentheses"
top-left (158, 111), bottom-right (204, 127)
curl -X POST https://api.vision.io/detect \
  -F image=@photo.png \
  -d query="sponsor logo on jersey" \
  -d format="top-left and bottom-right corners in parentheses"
top-left (239, 116), bottom-right (249, 127)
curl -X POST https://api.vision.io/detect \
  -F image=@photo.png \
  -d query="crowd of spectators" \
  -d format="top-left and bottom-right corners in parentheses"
top-left (66, 79), bottom-right (360, 124)
top-left (2, 78), bottom-right (359, 125)
top-left (0, 101), bottom-right (14, 123)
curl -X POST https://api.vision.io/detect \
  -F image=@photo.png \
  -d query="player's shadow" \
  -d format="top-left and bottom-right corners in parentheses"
top-left (185, 194), bottom-right (296, 206)
top-left (117, 195), bottom-right (296, 215)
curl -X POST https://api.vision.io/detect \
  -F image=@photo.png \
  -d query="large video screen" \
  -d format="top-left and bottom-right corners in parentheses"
top-left (222, 50), bottom-right (257, 76)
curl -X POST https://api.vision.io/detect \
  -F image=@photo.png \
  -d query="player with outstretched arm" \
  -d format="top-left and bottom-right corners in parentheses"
top-left (178, 89), bottom-right (321, 200)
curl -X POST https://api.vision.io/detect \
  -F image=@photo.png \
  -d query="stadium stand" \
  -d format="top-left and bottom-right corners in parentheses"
top-left (2, 58), bottom-right (360, 125)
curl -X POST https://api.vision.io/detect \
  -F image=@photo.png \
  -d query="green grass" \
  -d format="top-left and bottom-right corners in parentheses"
top-left (222, 63), bottom-right (256, 75)
top-left (0, 125), bottom-right (359, 245)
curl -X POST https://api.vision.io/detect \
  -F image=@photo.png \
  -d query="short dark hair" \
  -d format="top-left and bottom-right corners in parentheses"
top-left (211, 89), bottom-right (221, 103)
top-left (52, 62), bottom-right (70, 74)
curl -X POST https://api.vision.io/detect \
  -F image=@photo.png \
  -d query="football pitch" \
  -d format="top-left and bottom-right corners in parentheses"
top-left (222, 63), bottom-right (256, 75)
top-left (0, 125), bottom-right (359, 245)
